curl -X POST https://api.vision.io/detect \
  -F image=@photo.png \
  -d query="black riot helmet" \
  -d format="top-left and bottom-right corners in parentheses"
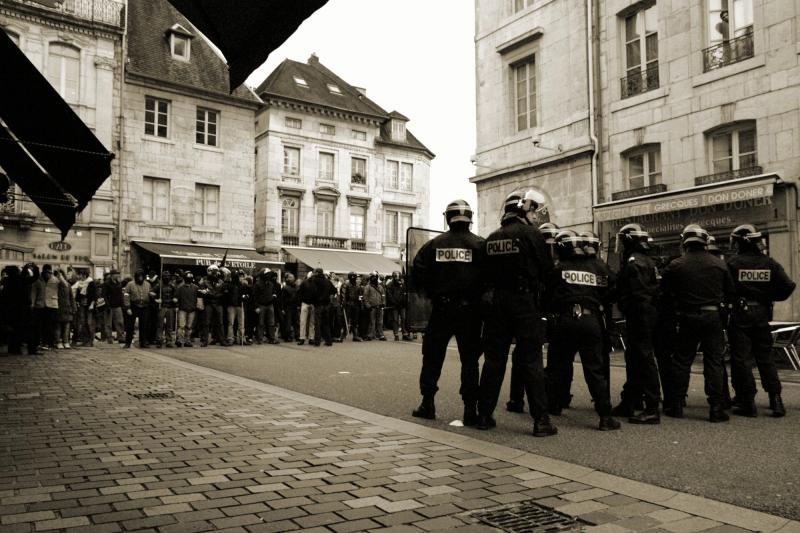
top-left (680, 224), bottom-right (709, 248)
top-left (706, 235), bottom-right (722, 257)
top-left (502, 189), bottom-right (548, 225)
top-left (730, 224), bottom-right (764, 253)
top-left (616, 223), bottom-right (651, 254)
top-left (580, 231), bottom-right (602, 256)
top-left (554, 230), bottom-right (585, 258)
top-left (538, 222), bottom-right (560, 244)
top-left (443, 199), bottom-right (473, 227)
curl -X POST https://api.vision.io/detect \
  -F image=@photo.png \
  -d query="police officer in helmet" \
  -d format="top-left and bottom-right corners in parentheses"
top-left (726, 224), bottom-right (795, 417)
top-left (506, 222), bottom-right (561, 414)
top-left (478, 189), bottom-right (557, 437)
top-left (545, 230), bottom-right (620, 430)
top-left (661, 224), bottom-right (735, 422)
top-left (411, 200), bottom-right (485, 425)
top-left (611, 223), bottom-right (662, 424)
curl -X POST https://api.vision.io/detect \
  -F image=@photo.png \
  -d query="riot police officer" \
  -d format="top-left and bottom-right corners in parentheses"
top-left (726, 224), bottom-right (795, 417)
top-left (411, 200), bottom-right (485, 425)
top-left (611, 223), bottom-right (662, 424)
top-left (478, 189), bottom-right (556, 437)
top-left (545, 230), bottom-right (620, 431)
top-left (661, 224), bottom-right (735, 422)
top-left (507, 222), bottom-right (560, 414)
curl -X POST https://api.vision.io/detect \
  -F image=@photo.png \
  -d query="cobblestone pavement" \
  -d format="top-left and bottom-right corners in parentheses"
top-left (1, 349), bottom-right (798, 533)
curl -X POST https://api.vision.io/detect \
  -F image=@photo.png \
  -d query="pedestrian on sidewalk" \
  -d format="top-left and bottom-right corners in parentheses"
top-left (311, 268), bottom-right (334, 347)
top-left (103, 269), bottom-right (125, 344)
top-left (254, 269), bottom-right (279, 344)
top-left (280, 273), bottom-right (299, 342)
top-left (158, 271), bottom-right (178, 348)
top-left (341, 272), bottom-right (362, 342)
top-left (297, 271), bottom-right (316, 345)
top-left (176, 272), bottom-right (197, 347)
top-left (55, 269), bottom-right (75, 349)
top-left (386, 271), bottom-right (410, 341)
top-left (363, 272), bottom-right (386, 341)
top-left (223, 270), bottom-right (246, 346)
top-left (73, 270), bottom-right (97, 347)
top-left (123, 269), bottom-right (152, 349)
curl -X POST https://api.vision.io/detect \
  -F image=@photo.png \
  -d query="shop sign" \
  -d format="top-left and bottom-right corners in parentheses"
top-left (195, 258), bottom-right (256, 269)
top-left (48, 241), bottom-right (72, 252)
top-left (595, 181), bottom-right (774, 222)
top-left (32, 253), bottom-right (91, 263)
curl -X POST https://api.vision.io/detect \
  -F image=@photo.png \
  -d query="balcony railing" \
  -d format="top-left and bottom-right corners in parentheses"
top-left (306, 235), bottom-right (348, 249)
top-left (703, 29), bottom-right (754, 72)
top-left (611, 183), bottom-right (667, 201)
top-left (281, 235), bottom-right (299, 246)
top-left (350, 239), bottom-right (366, 251)
top-left (695, 166), bottom-right (762, 186)
top-left (620, 64), bottom-right (660, 99)
top-left (14, 0), bottom-right (125, 26)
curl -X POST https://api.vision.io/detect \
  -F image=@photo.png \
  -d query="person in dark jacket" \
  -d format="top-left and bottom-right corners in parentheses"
top-left (124, 269), bottom-right (153, 349)
top-left (175, 272), bottom-right (197, 347)
top-left (726, 224), bottom-right (796, 417)
top-left (254, 269), bottom-right (279, 344)
top-left (297, 272), bottom-right (316, 345)
top-left (2, 265), bottom-right (33, 355)
top-left (341, 272), bottom-right (363, 342)
top-left (386, 271), bottom-right (410, 341)
top-left (103, 269), bottom-right (125, 344)
top-left (223, 270), bottom-right (246, 346)
top-left (242, 275), bottom-right (256, 343)
top-left (280, 273), bottom-right (299, 342)
top-left (311, 268), bottom-right (335, 346)
top-left (73, 270), bottom-right (97, 347)
top-left (156, 271), bottom-right (178, 348)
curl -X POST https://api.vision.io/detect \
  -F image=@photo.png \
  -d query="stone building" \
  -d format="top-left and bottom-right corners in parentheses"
top-left (0, 0), bottom-right (124, 278)
top-left (119, 0), bottom-right (273, 275)
top-left (593, 0), bottom-right (800, 319)
top-left (253, 55), bottom-right (433, 275)
top-left (471, 0), bottom-right (596, 238)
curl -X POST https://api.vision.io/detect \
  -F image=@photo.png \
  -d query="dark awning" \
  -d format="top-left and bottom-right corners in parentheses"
top-left (0, 30), bottom-right (114, 238)
top-left (134, 241), bottom-right (281, 270)
top-left (282, 246), bottom-right (401, 275)
top-left (166, 0), bottom-right (329, 90)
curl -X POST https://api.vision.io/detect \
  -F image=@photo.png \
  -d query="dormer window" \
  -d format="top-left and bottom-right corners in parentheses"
top-left (327, 83), bottom-right (342, 95)
top-left (166, 23), bottom-right (193, 61)
top-left (294, 76), bottom-right (309, 88)
top-left (391, 120), bottom-right (406, 142)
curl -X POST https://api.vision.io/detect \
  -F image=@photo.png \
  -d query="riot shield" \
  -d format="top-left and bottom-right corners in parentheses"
top-left (405, 226), bottom-right (443, 332)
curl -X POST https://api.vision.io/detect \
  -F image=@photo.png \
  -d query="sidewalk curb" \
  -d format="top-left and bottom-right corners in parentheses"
top-left (141, 349), bottom-right (798, 531)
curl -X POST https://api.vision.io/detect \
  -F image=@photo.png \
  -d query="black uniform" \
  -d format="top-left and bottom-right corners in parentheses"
top-left (412, 226), bottom-right (485, 405)
top-left (661, 249), bottom-right (734, 409)
top-left (616, 250), bottom-right (661, 412)
top-left (653, 256), bottom-right (680, 408)
top-left (545, 256), bottom-right (613, 417)
top-left (479, 217), bottom-right (553, 420)
top-left (726, 251), bottom-right (795, 401)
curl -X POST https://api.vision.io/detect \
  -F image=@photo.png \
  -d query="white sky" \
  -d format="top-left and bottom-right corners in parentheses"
top-left (245, 0), bottom-right (478, 231)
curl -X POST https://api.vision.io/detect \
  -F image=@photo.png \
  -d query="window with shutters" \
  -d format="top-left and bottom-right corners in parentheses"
top-left (142, 177), bottom-right (170, 223)
top-left (194, 184), bottom-right (219, 227)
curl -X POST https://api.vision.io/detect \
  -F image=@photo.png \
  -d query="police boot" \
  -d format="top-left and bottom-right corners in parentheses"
top-left (732, 398), bottom-right (757, 418)
top-left (598, 416), bottom-right (621, 431)
top-left (506, 400), bottom-right (525, 413)
top-left (709, 405), bottom-right (730, 423)
top-left (412, 395), bottom-right (436, 420)
top-left (463, 402), bottom-right (479, 427)
top-left (663, 402), bottom-right (684, 419)
top-left (769, 393), bottom-right (786, 418)
top-left (476, 413), bottom-right (496, 430)
top-left (533, 416), bottom-right (558, 437)
top-left (629, 406), bottom-right (660, 425)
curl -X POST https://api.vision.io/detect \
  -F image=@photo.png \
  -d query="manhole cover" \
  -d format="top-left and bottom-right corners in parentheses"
top-left (129, 391), bottom-right (176, 400)
top-left (472, 500), bottom-right (585, 532)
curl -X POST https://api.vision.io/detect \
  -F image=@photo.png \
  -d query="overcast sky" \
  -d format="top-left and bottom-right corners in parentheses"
top-left (245, 0), bottom-right (478, 230)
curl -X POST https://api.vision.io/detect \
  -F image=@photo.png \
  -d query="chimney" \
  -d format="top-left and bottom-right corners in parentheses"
top-left (308, 53), bottom-right (319, 64)
top-left (354, 86), bottom-right (367, 96)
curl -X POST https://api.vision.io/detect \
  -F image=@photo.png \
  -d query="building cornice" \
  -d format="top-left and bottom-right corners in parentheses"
top-left (262, 95), bottom-right (386, 126)
top-left (375, 137), bottom-right (435, 160)
top-left (470, 145), bottom-right (594, 184)
top-left (125, 71), bottom-right (262, 110)
top-left (0, 1), bottom-right (123, 38)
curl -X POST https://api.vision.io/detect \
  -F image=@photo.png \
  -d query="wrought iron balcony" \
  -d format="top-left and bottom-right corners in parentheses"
top-left (281, 235), bottom-right (299, 246)
top-left (13, 0), bottom-right (125, 26)
top-left (695, 166), bottom-right (762, 186)
top-left (620, 64), bottom-right (660, 99)
top-left (611, 183), bottom-right (667, 201)
top-left (703, 29), bottom-right (754, 72)
top-left (350, 239), bottom-right (366, 251)
top-left (306, 235), bottom-right (347, 249)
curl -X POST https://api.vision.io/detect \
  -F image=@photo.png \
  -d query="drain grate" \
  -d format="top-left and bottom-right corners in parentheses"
top-left (472, 500), bottom-right (586, 532)
top-left (129, 390), bottom-right (176, 400)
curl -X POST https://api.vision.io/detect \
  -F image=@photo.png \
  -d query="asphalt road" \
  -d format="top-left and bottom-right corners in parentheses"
top-left (160, 338), bottom-right (800, 520)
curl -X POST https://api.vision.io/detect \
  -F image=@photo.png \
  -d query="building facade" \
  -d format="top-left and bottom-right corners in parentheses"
top-left (119, 0), bottom-right (264, 274)
top-left (594, 0), bottom-right (800, 319)
top-left (0, 0), bottom-right (124, 278)
top-left (253, 55), bottom-right (433, 271)
top-left (471, 0), bottom-right (596, 238)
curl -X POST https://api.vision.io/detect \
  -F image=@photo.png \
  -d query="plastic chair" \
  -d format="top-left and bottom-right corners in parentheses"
top-left (771, 326), bottom-right (800, 370)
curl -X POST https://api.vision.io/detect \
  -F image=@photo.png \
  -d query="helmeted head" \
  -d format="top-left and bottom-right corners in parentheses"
top-left (554, 230), bottom-right (585, 259)
top-left (580, 231), bottom-right (602, 256)
top-left (616, 223), bottom-right (651, 253)
top-left (706, 235), bottom-right (722, 257)
top-left (538, 222), bottom-right (560, 245)
top-left (207, 264), bottom-right (220, 278)
top-left (219, 266), bottom-right (231, 280)
top-left (369, 270), bottom-right (379, 284)
top-left (502, 188), bottom-right (549, 225)
top-left (184, 272), bottom-right (194, 283)
top-left (681, 224), bottom-right (709, 249)
top-left (348, 271), bottom-right (356, 282)
top-left (730, 224), bottom-right (764, 253)
top-left (314, 267), bottom-right (324, 277)
top-left (443, 199), bottom-right (473, 227)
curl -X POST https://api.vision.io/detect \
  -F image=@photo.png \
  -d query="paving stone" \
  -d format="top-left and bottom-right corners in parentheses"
top-left (34, 516), bottom-right (91, 531)
top-left (660, 517), bottom-right (723, 532)
top-left (648, 509), bottom-right (694, 523)
top-left (294, 511), bottom-right (345, 528)
top-left (612, 515), bottom-right (662, 530)
top-left (1, 511), bottom-right (57, 525)
top-left (561, 488), bottom-right (615, 502)
top-left (375, 509), bottom-right (427, 526)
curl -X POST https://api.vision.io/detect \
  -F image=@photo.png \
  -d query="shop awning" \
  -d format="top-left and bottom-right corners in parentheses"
top-left (0, 30), bottom-right (114, 238)
top-left (282, 246), bottom-right (401, 275)
top-left (134, 241), bottom-right (280, 269)
top-left (593, 174), bottom-right (778, 222)
top-left (166, 0), bottom-right (329, 90)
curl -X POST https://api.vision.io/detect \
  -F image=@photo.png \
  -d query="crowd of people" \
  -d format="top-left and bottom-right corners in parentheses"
top-left (408, 192), bottom-right (796, 438)
top-left (0, 263), bottom-right (413, 354)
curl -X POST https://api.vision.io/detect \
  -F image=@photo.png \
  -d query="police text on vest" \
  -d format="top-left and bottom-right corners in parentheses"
top-left (738, 269), bottom-right (771, 282)
top-left (436, 248), bottom-right (473, 262)
top-left (487, 239), bottom-right (519, 255)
